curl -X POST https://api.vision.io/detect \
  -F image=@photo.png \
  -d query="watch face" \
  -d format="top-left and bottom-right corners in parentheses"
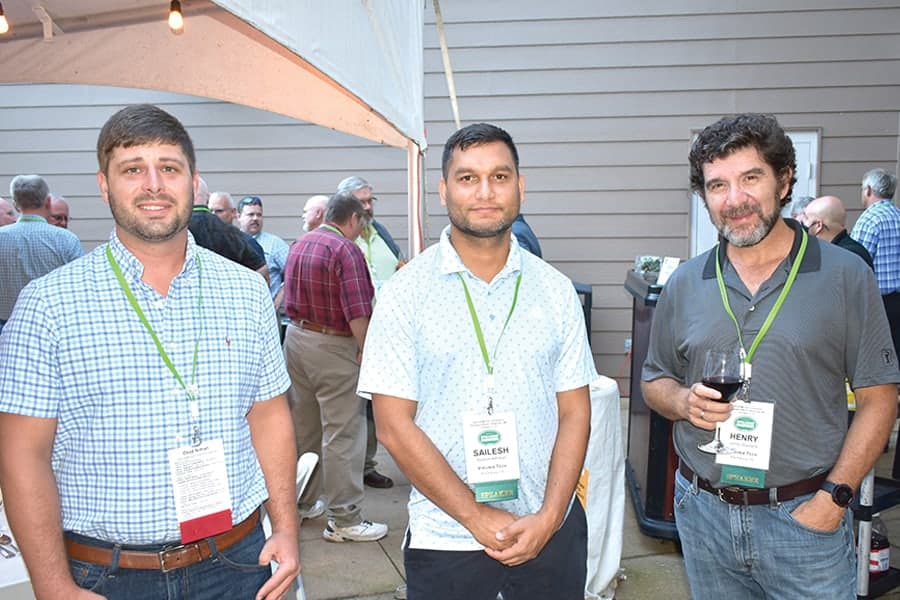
top-left (833, 484), bottom-right (853, 507)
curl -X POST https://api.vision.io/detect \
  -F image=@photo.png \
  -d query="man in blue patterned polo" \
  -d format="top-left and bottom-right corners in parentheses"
top-left (0, 174), bottom-right (82, 333)
top-left (0, 104), bottom-right (300, 600)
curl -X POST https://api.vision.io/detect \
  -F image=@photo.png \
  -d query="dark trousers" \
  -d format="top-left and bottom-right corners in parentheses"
top-left (404, 499), bottom-right (587, 600)
top-left (883, 292), bottom-right (900, 358)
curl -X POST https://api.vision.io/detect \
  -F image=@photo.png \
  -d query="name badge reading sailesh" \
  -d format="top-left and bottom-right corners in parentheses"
top-left (168, 439), bottom-right (233, 543)
top-left (463, 412), bottom-right (520, 503)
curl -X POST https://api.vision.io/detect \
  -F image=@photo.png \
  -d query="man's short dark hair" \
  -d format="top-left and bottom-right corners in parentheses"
top-left (689, 113), bottom-right (797, 208)
top-left (325, 192), bottom-right (366, 224)
top-left (97, 104), bottom-right (196, 176)
top-left (441, 123), bottom-right (519, 179)
top-left (9, 175), bottom-right (49, 210)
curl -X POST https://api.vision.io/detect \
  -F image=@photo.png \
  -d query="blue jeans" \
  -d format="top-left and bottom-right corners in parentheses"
top-left (674, 469), bottom-right (855, 599)
top-left (68, 521), bottom-right (271, 600)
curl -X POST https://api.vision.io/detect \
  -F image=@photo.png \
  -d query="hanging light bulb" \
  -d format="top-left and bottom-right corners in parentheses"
top-left (0, 2), bottom-right (10, 35)
top-left (168, 0), bottom-right (184, 34)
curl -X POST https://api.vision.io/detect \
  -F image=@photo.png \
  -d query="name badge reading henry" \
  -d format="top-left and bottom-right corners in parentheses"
top-left (463, 412), bottom-right (520, 503)
top-left (716, 400), bottom-right (775, 489)
top-left (168, 439), bottom-right (233, 543)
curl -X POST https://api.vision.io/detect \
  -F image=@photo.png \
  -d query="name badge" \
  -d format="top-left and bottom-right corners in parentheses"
top-left (463, 411), bottom-right (520, 503)
top-left (168, 439), bottom-right (233, 543)
top-left (716, 400), bottom-right (775, 489)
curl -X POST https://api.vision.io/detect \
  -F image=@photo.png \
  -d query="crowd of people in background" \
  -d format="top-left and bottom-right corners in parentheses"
top-left (0, 105), bottom-right (899, 600)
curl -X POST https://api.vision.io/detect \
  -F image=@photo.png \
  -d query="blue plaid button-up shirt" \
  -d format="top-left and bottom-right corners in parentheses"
top-left (852, 199), bottom-right (900, 294)
top-left (0, 215), bottom-right (83, 320)
top-left (0, 231), bottom-right (289, 544)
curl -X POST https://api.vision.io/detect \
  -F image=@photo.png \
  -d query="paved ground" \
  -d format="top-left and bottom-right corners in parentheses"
top-left (294, 399), bottom-right (900, 599)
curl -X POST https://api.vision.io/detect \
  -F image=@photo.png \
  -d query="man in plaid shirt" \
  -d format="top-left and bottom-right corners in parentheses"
top-left (282, 192), bottom-right (389, 543)
top-left (852, 168), bottom-right (900, 353)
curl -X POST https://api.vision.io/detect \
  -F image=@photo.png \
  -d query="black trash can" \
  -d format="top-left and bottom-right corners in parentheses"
top-left (624, 270), bottom-right (679, 540)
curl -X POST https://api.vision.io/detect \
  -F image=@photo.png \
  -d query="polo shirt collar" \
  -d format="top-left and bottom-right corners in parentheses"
top-left (701, 218), bottom-right (821, 280)
top-left (438, 224), bottom-right (523, 282)
top-left (17, 214), bottom-right (47, 223)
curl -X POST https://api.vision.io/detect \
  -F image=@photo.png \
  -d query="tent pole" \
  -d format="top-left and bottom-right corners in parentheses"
top-left (407, 141), bottom-right (425, 257)
top-left (432, 0), bottom-right (461, 131)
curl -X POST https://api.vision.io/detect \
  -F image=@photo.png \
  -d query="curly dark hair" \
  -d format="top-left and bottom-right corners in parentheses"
top-left (689, 114), bottom-right (797, 208)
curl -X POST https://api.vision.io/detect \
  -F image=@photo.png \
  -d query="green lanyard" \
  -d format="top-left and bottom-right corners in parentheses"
top-left (458, 272), bottom-right (523, 410)
top-left (322, 224), bottom-right (344, 237)
top-left (362, 225), bottom-right (374, 266)
top-left (106, 245), bottom-right (204, 443)
top-left (715, 229), bottom-right (807, 377)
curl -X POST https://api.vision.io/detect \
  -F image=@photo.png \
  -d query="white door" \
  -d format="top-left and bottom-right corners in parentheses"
top-left (690, 131), bottom-right (819, 257)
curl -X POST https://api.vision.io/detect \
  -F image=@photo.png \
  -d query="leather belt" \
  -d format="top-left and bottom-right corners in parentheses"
top-left (679, 462), bottom-right (827, 506)
top-left (65, 508), bottom-right (260, 572)
top-left (292, 319), bottom-right (352, 337)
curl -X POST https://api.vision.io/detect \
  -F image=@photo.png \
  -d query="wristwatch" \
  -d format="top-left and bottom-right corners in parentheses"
top-left (820, 481), bottom-right (854, 507)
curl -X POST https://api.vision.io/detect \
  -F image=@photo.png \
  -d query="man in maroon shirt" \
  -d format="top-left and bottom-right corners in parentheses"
top-left (282, 192), bottom-right (388, 542)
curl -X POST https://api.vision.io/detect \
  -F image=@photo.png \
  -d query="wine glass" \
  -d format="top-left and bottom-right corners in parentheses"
top-left (697, 349), bottom-right (742, 454)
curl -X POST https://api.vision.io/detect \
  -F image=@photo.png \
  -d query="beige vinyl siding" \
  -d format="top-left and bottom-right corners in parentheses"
top-left (1, 1), bottom-right (899, 394)
top-left (421, 1), bottom-right (900, 393)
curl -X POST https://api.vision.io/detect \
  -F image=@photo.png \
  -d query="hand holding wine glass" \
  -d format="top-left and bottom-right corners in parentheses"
top-left (697, 349), bottom-right (742, 454)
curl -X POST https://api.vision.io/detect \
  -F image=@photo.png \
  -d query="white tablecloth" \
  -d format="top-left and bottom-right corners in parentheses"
top-left (583, 376), bottom-right (625, 599)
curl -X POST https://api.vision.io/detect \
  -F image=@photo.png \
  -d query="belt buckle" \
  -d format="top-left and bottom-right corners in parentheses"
top-left (718, 486), bottom-right (748, 505)
top-left (158, 543), bottom-right (202, 573)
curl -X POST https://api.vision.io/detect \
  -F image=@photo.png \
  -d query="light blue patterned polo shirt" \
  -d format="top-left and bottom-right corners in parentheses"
top-left (358, 225), bottom-right (597, 551)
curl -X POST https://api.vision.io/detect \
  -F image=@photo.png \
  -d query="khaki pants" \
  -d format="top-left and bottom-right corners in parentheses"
top-left (284, 323), bottom-right (365, 527)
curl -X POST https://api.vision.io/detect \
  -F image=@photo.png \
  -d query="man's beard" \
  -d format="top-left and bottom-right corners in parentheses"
top-left (712, 201), bottom-right (780, 248)
top-left (108, 190), bottom-right (191, 242)
top-left (451, 216), bottom-right (514, 239)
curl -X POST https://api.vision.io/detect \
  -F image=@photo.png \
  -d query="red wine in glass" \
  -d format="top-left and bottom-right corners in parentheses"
top-left (698, 349), bottom-right (742, 454)
top-left (701, 376), bottom-right (741, 402)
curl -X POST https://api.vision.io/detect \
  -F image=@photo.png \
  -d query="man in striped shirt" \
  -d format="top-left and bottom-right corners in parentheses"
top-left (852, 168), bottom-right (900, 353)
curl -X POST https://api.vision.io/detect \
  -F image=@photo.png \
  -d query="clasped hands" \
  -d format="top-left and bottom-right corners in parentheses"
top-left (466, 503), bottom-right (555, 567)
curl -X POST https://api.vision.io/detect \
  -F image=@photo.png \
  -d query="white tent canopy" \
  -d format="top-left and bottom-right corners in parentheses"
top-left (0, 0), bottom-right (425, 251)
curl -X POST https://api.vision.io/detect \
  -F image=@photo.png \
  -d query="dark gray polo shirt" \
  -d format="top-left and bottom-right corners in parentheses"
top-left (643, 219), bottom-right (900, 487)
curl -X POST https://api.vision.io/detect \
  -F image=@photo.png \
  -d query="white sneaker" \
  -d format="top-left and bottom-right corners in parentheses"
top-left (298, 499), bottom-right (326, 521)
top-left (323, 518), bottom-right (388, 542)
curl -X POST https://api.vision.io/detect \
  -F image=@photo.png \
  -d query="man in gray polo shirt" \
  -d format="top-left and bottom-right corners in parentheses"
top-left (642, 113), bottom-right (899, 598)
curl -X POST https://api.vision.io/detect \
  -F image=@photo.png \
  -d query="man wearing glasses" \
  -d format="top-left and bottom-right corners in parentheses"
top-left (336, 176), bottom-right (404, 490)
top-left (798, 195), bottom-right (873, 269)
top-left (238, 195), bottom-right (290, 307)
